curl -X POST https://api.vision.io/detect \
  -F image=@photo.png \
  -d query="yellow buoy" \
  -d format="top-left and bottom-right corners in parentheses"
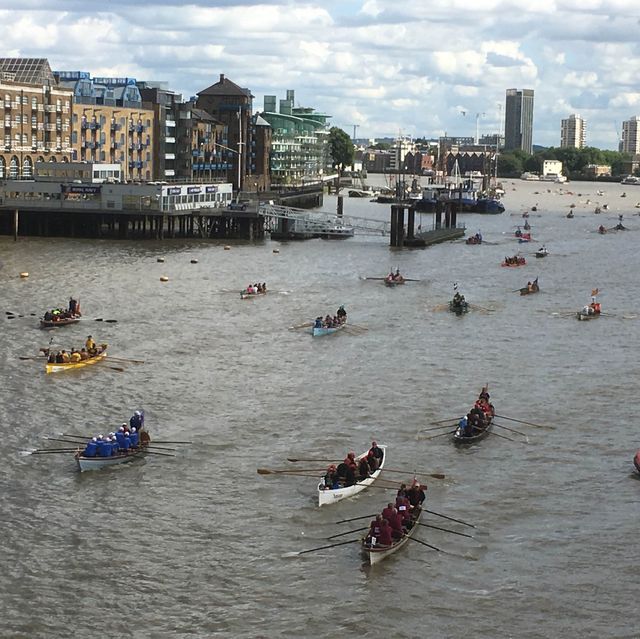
top-left (157, 257), bottom-right (165, 263)
top-left (160, 276), bottom-right (169, 282)
top-left (19, 272), bottom-right (29, 278)
top-left (190, 259), bottom-right (198, 264)
top-left (224, 245), bottom-right (231, 251)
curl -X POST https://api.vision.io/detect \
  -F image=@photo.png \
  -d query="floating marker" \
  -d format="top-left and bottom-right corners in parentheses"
top-left (224, 246), bottom-right (231, 251)
top-left (190, 259), bottom-right (198, 264)
top-left (273, 249), bottom-right (280, 254)
top-left (160, 276), bottom-right (169, 282)
top-left (19, 272), bottom-right (29, 278)
top-left (157, 257), bottom-right (165, 263)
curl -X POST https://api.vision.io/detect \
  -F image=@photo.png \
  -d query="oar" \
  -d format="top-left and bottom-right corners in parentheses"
top-left (106, 357), bottom-right (145, 364)
top-left (19, 355), bottom-right (44, 361)
top-left (403, 278), bottom-right (421, 282)
top-left (97, 362), bottom-right (125, 372)
top-left (468, 303), bottom-right (494, 312)
top-left (364, 277), bottom-right (385, 281)
top-left (424, 508), bottom-right (476, 529)
top-left (493, 422), bottom-right (529, 438)
top-left (45, 437), bottom-right (91, 446)
top-left (406, 537), bottom-right (442, 552)
top-left (382, 469), bottom-right (446, 480)
top-left (488, 429), bottom-right (518, 443)
top-left (288, 322), bottom-right (313, 330)
top-left (286, 538), bottom-right (360, 557)
top-left (421, 429), bottom-right (456, 440)
top-left (152, 440), bottom-right (193, 445)
top-left (144, 450), bottom-right (176, 457)
top-left (430, 417), bottom-right (460, 425)
top-left (417, 522), bottom-right (474, 539)
top-left (327, 526), bottom-right (369, 540)
top-left (93, 318), bottom-right (118, 323)
top-left (420, 423), bottom-right (456, 432)
top-left (258, 467), bottom-right (326, 475)
top-left (336, 513), bottom-right (376, 524)
top-left (29, 449), bottom-right (80, 455)
top-left (287, 457), bottom-right (341, 463)
top-left (494, 414), bottom-right (555, 430)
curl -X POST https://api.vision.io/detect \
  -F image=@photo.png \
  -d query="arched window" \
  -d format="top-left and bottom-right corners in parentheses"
top-left (22, 156), bottom-right (33, 178)
top-left (49, 156), bottom-right (57, 162)
top-left (37, 156), bottom-right (45, 163)
top-left (61, 156), bottom-right (69, 163)
top-left (9, 156), bottom-right (19, 178)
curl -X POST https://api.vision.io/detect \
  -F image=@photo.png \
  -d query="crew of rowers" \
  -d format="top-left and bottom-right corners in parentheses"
top-left (581, 297), bottom-right (601, 316)
top-left (515, 227), bottom-right (530, 238)
top-left (43, 297), bottom-right (81, 321)
top-left (314, 305), bottom-right (347, 329)
top-left (322, 441), bottom-right (384, 489)
top-left (524, 278), bottom-right (539, 293)
top-left (457, 388), bottom-right (495, 437)
top-left (504, 255), bottom-right (526, 265)
top-left (245, 283), bottom-right (267, 294)
top-left (386, 269), bottom-right (404, 281)
top-left (82, 411), bottom-right (146, 458)
top-left (451, 291), bottom-right (466, 306)
top-left (46, 335), bottom-right (104, 363)
top-left (364, 480), bottom-right (426, 548)
top-left (467, 232), bottom-right (482, 244)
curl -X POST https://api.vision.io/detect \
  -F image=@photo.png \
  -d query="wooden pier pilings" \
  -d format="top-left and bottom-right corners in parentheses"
top-left (390, 201), bottom-right (465, 248)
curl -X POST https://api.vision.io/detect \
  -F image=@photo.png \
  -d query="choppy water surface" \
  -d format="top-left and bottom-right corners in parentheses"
top-left (1, 180), bottom-right (638, 638)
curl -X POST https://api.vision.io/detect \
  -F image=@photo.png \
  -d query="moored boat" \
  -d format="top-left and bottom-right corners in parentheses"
top-left (317, 445), bottom-right (386, 506)
top-left (45, 346), bottom-right (108, 373)
top-left (361, 505), bottom-right (422, 565)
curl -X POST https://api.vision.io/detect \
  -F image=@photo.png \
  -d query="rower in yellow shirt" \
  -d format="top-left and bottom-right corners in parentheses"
top-left (85, 335), bottom-right (96, 354)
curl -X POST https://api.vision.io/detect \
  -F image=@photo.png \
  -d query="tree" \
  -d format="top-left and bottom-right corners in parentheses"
top-left (328, 127), bottom-right (354, 170)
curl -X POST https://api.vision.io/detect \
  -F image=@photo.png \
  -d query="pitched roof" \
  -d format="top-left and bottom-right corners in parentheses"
top-left (0, 58), bottom-right (55, 85)
top-left (197, 73), bottom-right (253, 98)
top-left (254, 114), bottom-right (271, 127)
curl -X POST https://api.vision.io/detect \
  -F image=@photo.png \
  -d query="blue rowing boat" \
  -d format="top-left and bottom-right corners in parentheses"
top-left (311, 324), bottom-right (346, 337)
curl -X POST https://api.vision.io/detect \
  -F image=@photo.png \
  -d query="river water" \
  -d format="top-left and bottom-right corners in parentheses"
top-left (1, 179), bottom-right (638, 638)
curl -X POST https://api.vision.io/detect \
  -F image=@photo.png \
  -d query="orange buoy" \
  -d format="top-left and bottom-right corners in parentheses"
top-left (19, 272), bottom-right (29, 278)
top-left (160, 276), bottom-right (169, 282)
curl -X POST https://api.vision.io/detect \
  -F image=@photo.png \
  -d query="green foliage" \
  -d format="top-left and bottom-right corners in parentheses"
top-left (370, 142), bottom-right (392, 151)
top-left (328, 127), bottom-right (355, 170)
top-left (497, 146), bottom-right (632, 178)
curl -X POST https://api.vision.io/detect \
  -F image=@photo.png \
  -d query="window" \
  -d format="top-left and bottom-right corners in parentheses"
top-left (72, 131), bottom-right (77, 143)
top-left (73, 113), bottom-right (78, 123)
top-left (32, 115), bottom-right (37, 128)
top-left (32, 97), bottom-right (37, 109)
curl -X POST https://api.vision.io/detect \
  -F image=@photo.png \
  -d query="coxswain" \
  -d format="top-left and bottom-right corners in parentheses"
top-left (68, 297), bottom-right (77, 314)
top-left (479, 387), bottom-right (490, 401)
top-left (85, 335), bottom-right (96, 353)
top-left (368, 441), bottom-right (384, 467)
top-left (336, 305), bottom-right (347, 322)
top-left (407, 481), bottom-right (426, 507)
top-left (314, 317), bottom-right (322, 329)
top-left (130, 410), bottom-right (144, 431)
top-left (43, 310), bottom-right (53, 321)
top-left (458, 415), bottom-right (468, 436)
top-left (367, 515), bottom-right (383, 545)
top-left (262, 282), bottom-right (267, 292)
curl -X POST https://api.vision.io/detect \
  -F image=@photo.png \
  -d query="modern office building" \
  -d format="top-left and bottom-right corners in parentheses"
top-left (259, 89), bottom-right (330, 187)
top-left (504, 89), bottom-right (534, 154)
top-left (0, 58), bottom-right (74, 179)
top-left (560, 114), bottom-right (586, 149)
top-left (55, 71), bottom-right (155, 181)
top-left (621, 116), bottom-right (640, 154)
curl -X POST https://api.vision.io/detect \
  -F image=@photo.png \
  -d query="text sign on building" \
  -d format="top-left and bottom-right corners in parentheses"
top-left (63, 185), bottom-right (102, 195)
top-left (205, 186), bottom-right (218, 193)
top-left (167, 187), bottom-right (181, 196)
top-left (187, 186), bottom-right (201, 194)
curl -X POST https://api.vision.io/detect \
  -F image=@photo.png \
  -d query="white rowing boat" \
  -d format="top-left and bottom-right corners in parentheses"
top-left (317, 445), bottom-right (386, 506)
top-left (75, 445), bottom-right (148, 471)
top-left (361, 505), bottom-right (422, 565)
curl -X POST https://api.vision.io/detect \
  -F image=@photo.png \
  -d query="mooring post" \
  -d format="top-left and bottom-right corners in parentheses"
top-left (337, 195), bottom-right (343, 218)
top-left (444, 202), bottom-right (451, 229)
top-left (407, 207), bottom-right (415, 238)
top-left (390, 204), bottom-right (405, 247)
top-left (13, 209), bottom-right (18, 241)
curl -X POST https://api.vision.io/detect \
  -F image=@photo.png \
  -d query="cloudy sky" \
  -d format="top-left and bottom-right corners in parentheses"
top-left (2, 0), bottom-right (640, 149)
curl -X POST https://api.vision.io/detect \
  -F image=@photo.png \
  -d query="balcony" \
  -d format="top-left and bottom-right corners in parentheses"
top-left (111, 140), bottom-right (119, 149)
top-left (45, 124), bottom-right (57, 131)
top-left (4, 120), bottom-right (11, 129)
top-left (111, 123), bottom-right (120, 131)
top-left (44, 105), bottom-right (56, 113)
top-left (81, 121), bottom-right (99, 130)
top-left (31, 120), bottom-right (38, 130)
top-left (3, 100), bottom-right (10, 109)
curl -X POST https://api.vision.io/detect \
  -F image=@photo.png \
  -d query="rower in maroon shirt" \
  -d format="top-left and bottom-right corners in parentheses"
top-left (388, 507), bottom-right (406, 540)
top-left (377, 519), bottom-right (393, 546)
top-left (381, 502), bottom-right (395, 522)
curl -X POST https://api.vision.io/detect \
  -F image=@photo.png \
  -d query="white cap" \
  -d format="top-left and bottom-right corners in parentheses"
top-left (125, 431), bottom-right (130, 436)
top-left (131, 427), bottom-right (136, 433)
top-left (92, 437), bottom-right (97, 442)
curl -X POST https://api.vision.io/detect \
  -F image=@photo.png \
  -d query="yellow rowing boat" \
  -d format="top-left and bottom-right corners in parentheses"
top-left (45, 346), bottom-right (108, 374)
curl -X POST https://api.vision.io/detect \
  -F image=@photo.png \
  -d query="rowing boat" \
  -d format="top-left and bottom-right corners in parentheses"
top-left (519, 279), bottom-right (540, 295)
top-left (453, 415), bottom-right (493, 444)
top-left (361, 505), bottom-right (422, 565)
top-left (576, 309), bottom-right (600, 321)
top-left (312, 323), bottom-right (346, 337)
top-left (240, 290), bottom-right (267, 300)
top-left (317, 445), bottom-right (386, 506)
top-left (501, 258), bottom-right (526, 267)
top-left (634, 450), bottom-right (640, 475)
top-left (449, 300), bottom-right (469, 315)
top-left (40, 315), bottom-right (81, 328)
top-left (535, 249), bottom-right (548, 258)
top-left (75, 429), bottom-right (150, 471)
top-left (45, 347), bottom-right (108, 373)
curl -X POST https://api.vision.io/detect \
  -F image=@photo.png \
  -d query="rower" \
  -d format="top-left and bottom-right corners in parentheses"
top-left (367, 515), bottom-right (383, 545)
top-left (336, 305), bottom-right (347, 322)
top-left (85, 335), bottom-right (96, 353)
top-left (314, 317), bottom-right (322, 329)
top-left (387, 506), bottom-right (406, 539)
top-left (377, 519), bottom-right (393, 547)
top-left (70, 349), bottom-right (81, 363)
top-left (323, 464), bottom-right (339, 489)
top-left (357, 456), bottom-right (370, 480)
top-left (47, 352), bottom-right (56, 363)
top-left (344, 452), bottom-right (358, 471)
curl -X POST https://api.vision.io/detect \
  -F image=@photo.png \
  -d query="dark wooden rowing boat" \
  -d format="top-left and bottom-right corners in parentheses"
top-left (40, 315), bottom-right (81, 328)
top-left (519, 280), bottom-right (540, 296)
top-left (449, 300), bottom-right (469, 315)
top-left (453, 415), bottom-right (493, 444)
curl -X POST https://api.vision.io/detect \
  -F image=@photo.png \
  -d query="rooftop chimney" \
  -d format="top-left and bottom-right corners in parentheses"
top-left (219, 73), bottom-right (225, 83)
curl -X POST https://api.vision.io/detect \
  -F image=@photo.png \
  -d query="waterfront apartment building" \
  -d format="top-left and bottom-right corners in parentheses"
top-left (504, 89), bottom-right (534, 154)
top-left (55, 72), bottom-right (155, 181)
top-left (560, 114), bottom-right (586, 149)
top-left (0, 58), bottom-right (74, 179)
top-left (621, 116), bottom-right (640, 154)
top-left (259, 89), bottom-right (330, 187)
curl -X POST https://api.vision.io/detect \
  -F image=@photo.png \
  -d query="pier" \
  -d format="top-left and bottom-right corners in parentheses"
top-left (390, 201), bottom-right (465, 248)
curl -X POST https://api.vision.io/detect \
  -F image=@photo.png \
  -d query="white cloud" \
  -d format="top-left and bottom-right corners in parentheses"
top-left (1, 1), bottom-right (639, 148)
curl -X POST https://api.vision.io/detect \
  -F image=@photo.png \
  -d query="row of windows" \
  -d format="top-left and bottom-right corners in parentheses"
top-left (4, 115), bottom-right (69, 125)
top-left (3, 95), bottom-right (70, 109)
top-left (4, 135), bottom-right (68, 145)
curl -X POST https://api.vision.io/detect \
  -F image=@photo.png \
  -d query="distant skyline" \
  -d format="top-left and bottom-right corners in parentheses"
top-left (3, 1), bottom-right (640, 150)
